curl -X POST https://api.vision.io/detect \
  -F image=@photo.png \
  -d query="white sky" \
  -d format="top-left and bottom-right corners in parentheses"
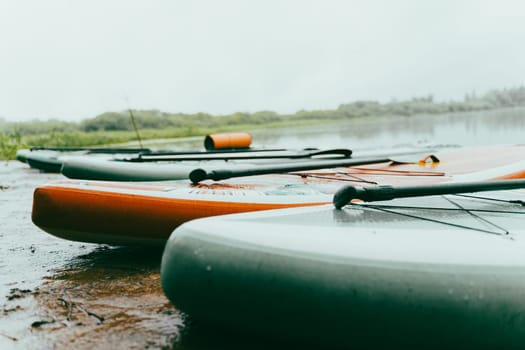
top-left (1, 0), bottom-right (525, 121)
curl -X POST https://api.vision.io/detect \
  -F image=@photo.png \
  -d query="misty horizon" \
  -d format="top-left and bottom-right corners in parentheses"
top-left (2, 0), bottom-right (525, 122)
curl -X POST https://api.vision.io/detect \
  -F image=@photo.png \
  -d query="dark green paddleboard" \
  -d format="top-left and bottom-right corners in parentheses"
top-left (161, 189), bottom-right (525, 348)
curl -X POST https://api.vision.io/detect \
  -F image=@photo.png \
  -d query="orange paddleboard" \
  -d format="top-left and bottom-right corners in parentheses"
top-left (32, 144), bottom-right (525, 246)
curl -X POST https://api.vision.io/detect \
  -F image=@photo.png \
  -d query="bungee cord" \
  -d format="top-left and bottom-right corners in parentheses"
top-left (346, 194), bottom-right (524, 236)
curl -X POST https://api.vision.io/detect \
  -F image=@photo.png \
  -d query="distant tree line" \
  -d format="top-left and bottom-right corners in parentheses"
top-left (336, 86), bottom-right (525, 118)
top-left (1, 86), bottom-right (525, 137)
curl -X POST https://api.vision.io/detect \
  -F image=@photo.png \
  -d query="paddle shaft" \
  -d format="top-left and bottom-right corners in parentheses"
top-left (30, 146), bottom-right (292, 155)
top-left (131, 148), bottom-right (352, 162)
top-left (137, 147), bottom-right (286, 157)
top-left (189, 156), bottom-right (392, 183)
top-left (29, 146), bottom-right (151, 153)
top-left (333, 179), bottom-right (525, 209)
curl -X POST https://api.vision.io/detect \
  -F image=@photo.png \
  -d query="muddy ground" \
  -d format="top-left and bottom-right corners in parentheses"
top-left (0, 162), bottom-right (291, 350)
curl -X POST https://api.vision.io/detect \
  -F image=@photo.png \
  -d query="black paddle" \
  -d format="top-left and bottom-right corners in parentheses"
top-left (333, 178), bottom-right (525, 209)
top-left (128, 148), bottom-right (352, 162)
top-left (189, 155), bottom-right (400, 183)
top-left (29, 146), bottom-right (152, 154)
top-left (188, 149), bottom-right (439, 183)
top-left (135, 147), bottom-right (288, 157)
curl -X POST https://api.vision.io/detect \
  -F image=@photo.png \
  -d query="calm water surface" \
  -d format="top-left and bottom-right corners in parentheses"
top-left (149, 107), bottom-right (525, 152)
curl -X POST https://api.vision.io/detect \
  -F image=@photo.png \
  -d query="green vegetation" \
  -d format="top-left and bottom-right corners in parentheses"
top-left (0, 131), bottom-right (25, 160)
top-left (1, 86), bottom-right (525, 159)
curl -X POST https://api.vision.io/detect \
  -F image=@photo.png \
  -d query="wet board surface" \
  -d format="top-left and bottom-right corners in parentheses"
top-left (161, 189), bottom-right (525, 348)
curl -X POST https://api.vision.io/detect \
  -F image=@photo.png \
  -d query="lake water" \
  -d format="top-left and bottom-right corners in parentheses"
top-left (150, 107), bottom-right (525, 152)
top-left (0, 107), bottom-right (524, 349)
top-left (254, 107), bottom-right (525, 150)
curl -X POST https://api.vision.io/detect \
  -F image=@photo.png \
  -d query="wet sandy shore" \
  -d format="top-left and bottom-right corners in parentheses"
top-left (0, 162), bottom-right (183, 349)
top-left (0, 162), bottom-right (294, 350)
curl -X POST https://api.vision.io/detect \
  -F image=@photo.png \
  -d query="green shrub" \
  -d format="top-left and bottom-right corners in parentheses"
top-left (0, 131), bottom-right (25, 160)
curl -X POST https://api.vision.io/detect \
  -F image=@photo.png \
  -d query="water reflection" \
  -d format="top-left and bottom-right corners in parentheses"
top-left (249, 107), bottom-right (525, 151)
top-left (53, 245), bottom-right (164, 273)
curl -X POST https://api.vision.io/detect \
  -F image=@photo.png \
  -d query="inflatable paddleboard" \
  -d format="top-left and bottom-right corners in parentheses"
top-left (161, 189), bottom-right (525, 348)
top-left (60, 148), bottom-right (353, 181)
top-left (32, 144), bottom-right (525, 246)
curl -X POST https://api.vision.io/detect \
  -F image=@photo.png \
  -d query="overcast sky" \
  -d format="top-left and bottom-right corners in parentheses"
top-left (1, 0), bottom-right (525, 122)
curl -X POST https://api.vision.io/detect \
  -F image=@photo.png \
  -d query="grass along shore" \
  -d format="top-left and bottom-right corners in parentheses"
top-left (0, 117), bottom-right (337, 160)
